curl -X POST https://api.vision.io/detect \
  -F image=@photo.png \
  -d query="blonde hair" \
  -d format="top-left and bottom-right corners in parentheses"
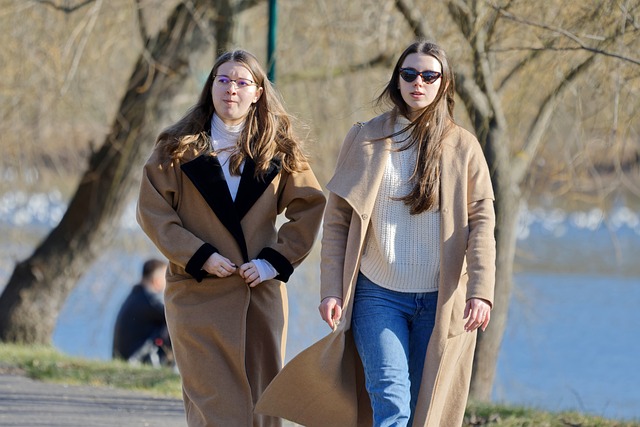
top-left (157, 50), bottom-right (309, 177)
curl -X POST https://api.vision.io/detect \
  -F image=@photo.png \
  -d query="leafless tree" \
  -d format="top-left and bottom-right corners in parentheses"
top-left (0, 0), bottom-right (263, 343)
top-left (393, 0), bottom-right (639, 400)
top-left (1, 0), bottom-right (637, 407)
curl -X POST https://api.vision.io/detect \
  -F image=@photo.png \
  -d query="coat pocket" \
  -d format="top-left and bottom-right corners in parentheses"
top-left (447, 273), bottom-right (468, 338)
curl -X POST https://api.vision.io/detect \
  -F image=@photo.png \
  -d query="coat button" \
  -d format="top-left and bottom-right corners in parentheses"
top-left (361, 214), bottom-right (368, 220)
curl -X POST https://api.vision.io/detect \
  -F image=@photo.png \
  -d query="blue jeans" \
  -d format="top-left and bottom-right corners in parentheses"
top-left (352, 273), bottom-right (438, 427)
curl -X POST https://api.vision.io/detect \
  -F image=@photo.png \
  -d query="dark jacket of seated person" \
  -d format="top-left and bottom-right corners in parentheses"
top-left (112, 259), bottom-right (169, 362)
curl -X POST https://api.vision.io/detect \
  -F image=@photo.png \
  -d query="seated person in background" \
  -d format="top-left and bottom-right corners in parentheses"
top-left (112, 258), bottom-right (171, 367)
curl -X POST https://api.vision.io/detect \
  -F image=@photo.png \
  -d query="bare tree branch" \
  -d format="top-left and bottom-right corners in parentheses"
top-left (448, 0), bottom-right (473, 40)
top-left (610, 0), bottom-right (631, 143)
top-left (183, 0), bottom-right (216, 46)
top-left (279, 53), bottom-right (395, 84)
top-left (61, 0), bottom-right (103, 94)
top-left (617, 0), bottom-right (639, 30)
top-left (496, 48), bottom-right (543, 92)
top-left (512, 54), bottom-right (597, 183)
top-left (489, 3), bottom-right (640, 66)
top-left (33, 0), bottom-right (95, 13)
top-left (136, 0), bottom-right (216, 95)
top-left (455, 71), bottom-right (492, 119)
top-left (135, 0), bottom-right (149, 44)
top-left (394, 0), bottom-right (433, 39)
top-left (0, 0), bottom-right (211, 344)
top-left (448, 0), bottom-right (507, 131)
top-left (491, 46), bottom-right (607, 53)
top-left (237, 0), bottom-right (264, 11)
top-left (485, 0), bottom-right (515, 42)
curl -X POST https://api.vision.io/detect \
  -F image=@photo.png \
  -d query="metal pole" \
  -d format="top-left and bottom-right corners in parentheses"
top-left (267, 0), bottom-right (277, 82)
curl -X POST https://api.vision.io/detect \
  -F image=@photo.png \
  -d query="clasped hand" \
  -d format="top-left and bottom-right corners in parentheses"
top-left (203, 253), bottom-right (263, 287)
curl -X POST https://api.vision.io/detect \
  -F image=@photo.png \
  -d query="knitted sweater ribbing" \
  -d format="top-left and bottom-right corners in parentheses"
top-left (359, 120), bottom-right (440, 293)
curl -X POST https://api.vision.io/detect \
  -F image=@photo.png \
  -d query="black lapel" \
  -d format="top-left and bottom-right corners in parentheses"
top-left (180, 154), bottom-right (249, 262)
top-left (234, 158), bottom-right (282, 220)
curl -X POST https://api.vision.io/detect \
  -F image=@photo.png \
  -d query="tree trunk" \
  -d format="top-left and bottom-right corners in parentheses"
top-left (464, 106), bottom-right (521, 400)
top-left (0, 2), bottom-right (210, 344)
top-left (214, 0), bottom-right (237, 51)
top-left (441, 81), bottom-right (519, 398)
top-left (469, 172), bottom-right (520, 400)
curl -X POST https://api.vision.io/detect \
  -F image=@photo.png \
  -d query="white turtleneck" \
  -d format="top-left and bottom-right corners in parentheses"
top-left (211, 113), bottom-right (244, 200)
top-left (210, 113), bottom-right (277, 282)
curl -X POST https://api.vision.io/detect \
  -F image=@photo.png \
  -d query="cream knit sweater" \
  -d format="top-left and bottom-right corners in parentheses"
top-left (359, 119), bottom-right (440, 293)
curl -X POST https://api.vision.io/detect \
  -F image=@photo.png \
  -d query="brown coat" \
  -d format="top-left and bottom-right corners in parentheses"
top-left (137, 144), bottom-right (326, 427)
top-left (256, 112), bottom-right (496, 427)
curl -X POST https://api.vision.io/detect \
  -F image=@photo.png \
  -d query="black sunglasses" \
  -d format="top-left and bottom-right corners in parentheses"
top-left (399, 68), bottom-right (442, 84)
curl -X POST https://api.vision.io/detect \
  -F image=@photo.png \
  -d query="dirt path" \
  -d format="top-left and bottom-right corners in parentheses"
top-left (0, 373), bottom-right (186, 427)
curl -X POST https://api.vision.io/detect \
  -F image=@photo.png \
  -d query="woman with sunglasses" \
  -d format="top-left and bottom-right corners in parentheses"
top-left (256, 40), bottom-right (495, 427)
top-left (137, 49), bottom-right (326, 427)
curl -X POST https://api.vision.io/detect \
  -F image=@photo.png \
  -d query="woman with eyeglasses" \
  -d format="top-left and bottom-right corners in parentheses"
top-left (256, 40), bottom-right (496, 427)
top-left (136, 49), bottom-right (326, 427)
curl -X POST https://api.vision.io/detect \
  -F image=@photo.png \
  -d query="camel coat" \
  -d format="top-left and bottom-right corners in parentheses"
top-left (137, 143), bottom-right (326, 427)
top-left (255, 112), bottom-right (496, 427)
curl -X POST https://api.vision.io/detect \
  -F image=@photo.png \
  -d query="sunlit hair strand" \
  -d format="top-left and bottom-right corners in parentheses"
top-left (156, 49), bottom-right (309, 178)
top-left (377, 40), bottom-right (456, 214)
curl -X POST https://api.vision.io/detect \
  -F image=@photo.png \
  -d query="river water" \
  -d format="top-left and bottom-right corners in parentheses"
top-left (1, 191), bottom-right (639, 421)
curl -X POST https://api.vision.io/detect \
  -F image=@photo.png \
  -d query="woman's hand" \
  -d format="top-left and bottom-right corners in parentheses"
top-left (239, 261), bottom-right (261, 287)
top-left (318, 297), bottom-right (343, 331)
top-left (203, 253), bottom-right (237, 278)
top-left (464, 298), bottom-right (491, 332)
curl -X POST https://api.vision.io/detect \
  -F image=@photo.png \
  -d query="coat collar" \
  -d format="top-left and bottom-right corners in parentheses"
top-left (326, 112), bottom-right (394, 217)
top-left (235, 157), bottom-right (282, 218)
top-left (180, 154), bottom-right (282, 262)
top-left (326, 112), bottom-right (466, 218)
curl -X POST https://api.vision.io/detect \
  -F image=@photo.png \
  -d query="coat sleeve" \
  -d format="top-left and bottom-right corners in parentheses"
top-left (136, 147), bottom-right (217, 281)
top-left (257, 167), bottom-right (326, 283)
top-left (465, 198), bottom-right (496, 305)
top-left (320, 192), bottom-right (353, 301)
top-left (319, 123), bottom-right (364, 301)
top-left (464, 138), bottom-right (496, 306)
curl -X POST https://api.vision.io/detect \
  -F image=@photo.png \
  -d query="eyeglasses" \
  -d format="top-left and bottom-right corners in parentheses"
top-left (398, 68), bottom-right (442, 84)
top-left (213, 75), bottom-right (258, 89)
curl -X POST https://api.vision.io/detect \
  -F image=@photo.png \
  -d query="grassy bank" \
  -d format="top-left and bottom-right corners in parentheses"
top-left (0, 343), bottom-right (637, 426)
top-left (0, 343), bottom-right (181, 398)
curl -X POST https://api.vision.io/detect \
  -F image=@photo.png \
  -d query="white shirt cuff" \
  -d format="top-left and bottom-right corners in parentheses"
top-left (252, 258), bottom-right (278, 282)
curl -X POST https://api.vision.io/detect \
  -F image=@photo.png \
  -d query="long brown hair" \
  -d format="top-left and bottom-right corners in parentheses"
top-left (377, 40), bottom-right (456, 214)
top-left (156, 50), bottom-right (309, 177)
